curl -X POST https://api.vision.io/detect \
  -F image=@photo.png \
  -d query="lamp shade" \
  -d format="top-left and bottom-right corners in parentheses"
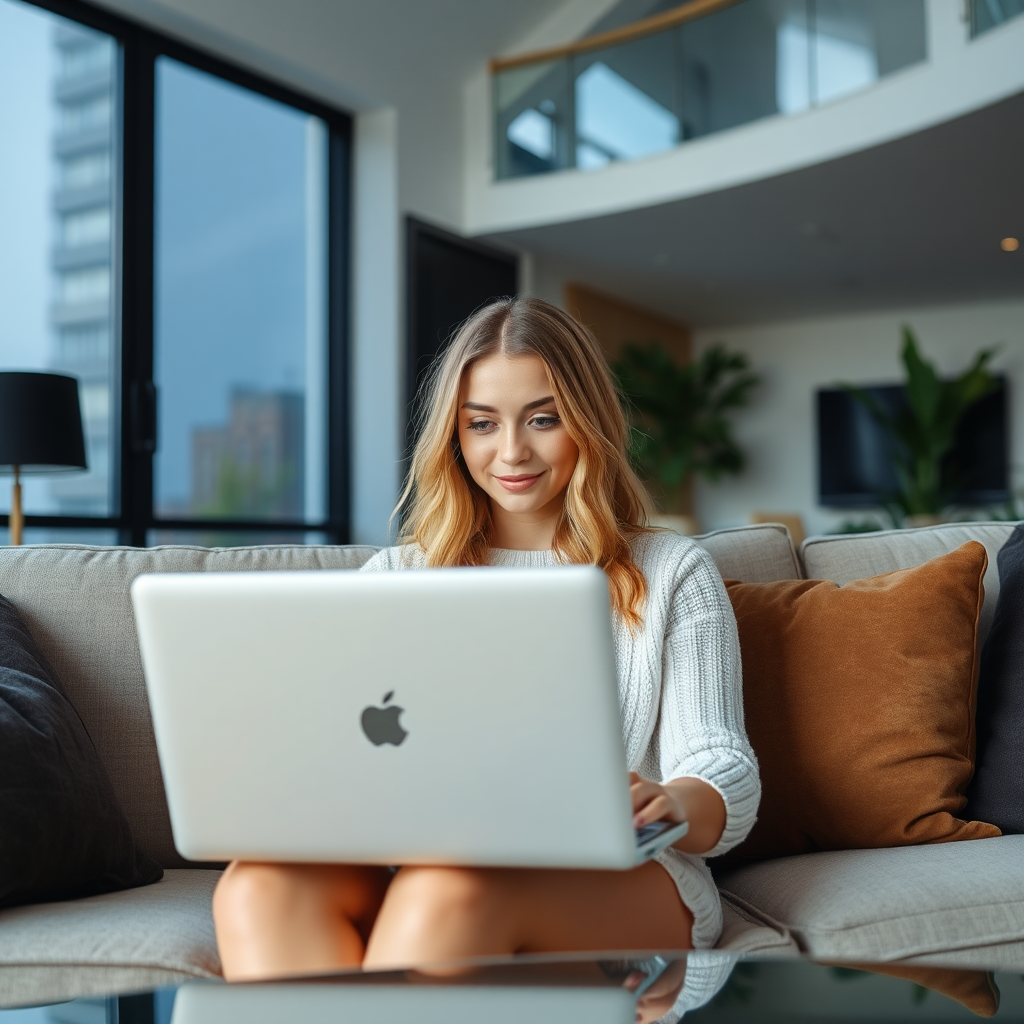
top-left (0, 372), bottom-right (87, 473)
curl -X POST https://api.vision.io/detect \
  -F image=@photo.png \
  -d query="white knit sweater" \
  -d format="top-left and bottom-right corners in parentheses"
top-left (360, 529), bottom-right (760, 950)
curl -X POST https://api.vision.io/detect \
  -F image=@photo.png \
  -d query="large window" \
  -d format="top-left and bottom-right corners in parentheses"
top-left (153, 58), bottom-right (329, 538)
top-left (0, 0), bottom-right (350, 546)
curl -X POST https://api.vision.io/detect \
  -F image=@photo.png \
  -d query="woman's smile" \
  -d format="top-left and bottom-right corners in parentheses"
top-left (494, 471), bottom-right (545, 492)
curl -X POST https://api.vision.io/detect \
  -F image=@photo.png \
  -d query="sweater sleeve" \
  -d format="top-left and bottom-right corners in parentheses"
top-left (647, 542), bottom-right (760, 858)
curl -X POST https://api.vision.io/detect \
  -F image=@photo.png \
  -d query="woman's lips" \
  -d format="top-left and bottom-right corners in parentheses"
top-left (495, 472), bottom-right (542, 493)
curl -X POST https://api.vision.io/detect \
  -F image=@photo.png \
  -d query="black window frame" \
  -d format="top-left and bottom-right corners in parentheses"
top-left (3, 0), bottom-right (352, 546)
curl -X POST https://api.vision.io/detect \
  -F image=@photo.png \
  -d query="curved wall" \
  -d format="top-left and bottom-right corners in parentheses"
top-left (464, 0), bottom-right (1024, 236)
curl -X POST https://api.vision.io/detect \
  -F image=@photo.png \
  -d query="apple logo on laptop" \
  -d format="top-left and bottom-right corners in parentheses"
top-left (360, 691), bottom-right (408, 746)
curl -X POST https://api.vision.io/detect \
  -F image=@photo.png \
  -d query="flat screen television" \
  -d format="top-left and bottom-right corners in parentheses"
top-left (817, 377), bottom-right (1009, 507)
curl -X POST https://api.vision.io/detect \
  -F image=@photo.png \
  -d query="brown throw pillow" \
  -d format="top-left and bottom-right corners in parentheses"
top-left (721, 541), bottom-right (1000, 866)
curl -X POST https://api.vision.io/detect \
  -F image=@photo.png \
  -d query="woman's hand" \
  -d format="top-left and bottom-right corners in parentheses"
top-left (630, 772), bottom-right (688, 828)
top-left (629, 772), bottom-right (727, 855)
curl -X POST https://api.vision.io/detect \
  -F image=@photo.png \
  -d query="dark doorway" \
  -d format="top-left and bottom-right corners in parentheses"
top-left (406, 219), bottom-right (518, 420)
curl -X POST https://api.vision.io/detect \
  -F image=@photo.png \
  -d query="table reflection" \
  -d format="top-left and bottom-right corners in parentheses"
top-left (169, 954), bottom-right (693, 1024)
top-left (11, 953), bottom-right (1021, 1024)
top-left (161, 954), bottom-right (1024, 1024)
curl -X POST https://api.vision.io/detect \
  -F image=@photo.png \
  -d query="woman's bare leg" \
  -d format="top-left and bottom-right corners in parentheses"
top-left (362, 862), bottom-right (692, 969)
top-left (213, 861), bottom-right (392, 980)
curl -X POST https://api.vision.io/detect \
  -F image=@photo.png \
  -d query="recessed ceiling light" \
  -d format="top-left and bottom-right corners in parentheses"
top-left (1002, 237), bottom-right (1020, 251)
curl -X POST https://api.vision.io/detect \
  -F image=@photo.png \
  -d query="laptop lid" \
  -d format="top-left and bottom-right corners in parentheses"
top-left (132, 566), bottom-right (638, 868)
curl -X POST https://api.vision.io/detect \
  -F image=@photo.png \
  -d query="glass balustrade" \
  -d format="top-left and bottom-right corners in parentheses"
top-left (971, 0), bottom-right (1024, 36)
top-left (493, 0), bottom-right (926, 180)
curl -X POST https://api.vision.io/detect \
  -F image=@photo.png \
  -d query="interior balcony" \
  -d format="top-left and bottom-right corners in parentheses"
top-left (464, 0), bottom-right (1024, 237)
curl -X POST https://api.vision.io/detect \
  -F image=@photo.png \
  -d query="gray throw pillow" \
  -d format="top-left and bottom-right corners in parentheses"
top-left (967, 523), bottom-right (1024, 833)
top-left (0, 595), bottom-right (162, 907)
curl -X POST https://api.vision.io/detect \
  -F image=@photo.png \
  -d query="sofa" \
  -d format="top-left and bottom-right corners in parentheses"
top-left (0, 522), bottom-right (1021, 1007)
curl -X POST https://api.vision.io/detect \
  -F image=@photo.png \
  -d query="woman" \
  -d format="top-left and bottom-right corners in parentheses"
top-left (213, 297), bottom-right (759, 1009)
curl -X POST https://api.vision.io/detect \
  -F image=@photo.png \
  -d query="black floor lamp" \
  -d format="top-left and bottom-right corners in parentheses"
top-left (0, 372), bottom-right (88, 546)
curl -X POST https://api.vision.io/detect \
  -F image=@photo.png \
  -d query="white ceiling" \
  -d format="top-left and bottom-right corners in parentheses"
top-left (88, 0), bottom-right (589, 111)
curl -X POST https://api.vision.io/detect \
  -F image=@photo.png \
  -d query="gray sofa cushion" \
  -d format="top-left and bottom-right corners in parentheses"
top-left (800, 522), bottom-right (1016, 648)
top-left (718, 897), bottom-right (799, 958)
top-left (695, 524), bottom-right (802, 583)
top-left (0, 544), bottom-right (379, 868)
top-left (717, 835), bottom-right (1024, 963)
top-left (0, 868), bottom-right (221, 1007)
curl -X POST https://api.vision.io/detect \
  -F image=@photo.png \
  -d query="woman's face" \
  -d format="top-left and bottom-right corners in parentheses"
top-left (457, 352), bottom-right (579, 529)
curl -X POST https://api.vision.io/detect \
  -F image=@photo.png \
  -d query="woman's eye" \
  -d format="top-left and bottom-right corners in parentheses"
top-left (466, 419), bottom-right (495, 432)
top-left (531, 415), bottom-right (560, 429)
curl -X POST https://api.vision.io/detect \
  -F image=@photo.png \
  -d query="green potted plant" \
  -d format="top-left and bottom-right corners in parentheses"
top-left (612, 340), bottom-right (759, 533)
top-left (841, 326), bottom-right (997, 527)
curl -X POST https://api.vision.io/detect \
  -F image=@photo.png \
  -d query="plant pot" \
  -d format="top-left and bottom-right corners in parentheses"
top-left (650, 514), bottom-right (701, 536)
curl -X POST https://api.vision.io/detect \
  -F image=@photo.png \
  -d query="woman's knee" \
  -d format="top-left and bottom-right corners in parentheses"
top-left (376, 866), bottom-right (513, 948)
top-left (393, 866), bottom-right (501, 918)
top-left (213, 862), bottom-right (307, 932)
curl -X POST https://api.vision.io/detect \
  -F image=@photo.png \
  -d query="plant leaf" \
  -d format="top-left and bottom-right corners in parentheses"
top-left (901, 327), bottom-right (943, 433)
top-left (835, 327), bottom-right (996, 517)
top-left (612, 340), bottom-right (760, 510)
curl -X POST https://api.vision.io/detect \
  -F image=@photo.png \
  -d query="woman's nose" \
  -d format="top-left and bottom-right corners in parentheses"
top-left (501, 426), bottom-right (529, 465)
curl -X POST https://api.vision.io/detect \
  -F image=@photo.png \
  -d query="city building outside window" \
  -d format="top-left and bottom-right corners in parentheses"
top-left (0, 0), bottom-right (351, 546)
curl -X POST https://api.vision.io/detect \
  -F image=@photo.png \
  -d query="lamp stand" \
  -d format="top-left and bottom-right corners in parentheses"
top-left (9, 465), bottom-right (22, 547)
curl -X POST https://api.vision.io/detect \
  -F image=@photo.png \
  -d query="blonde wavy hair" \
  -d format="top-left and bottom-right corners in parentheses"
top-left (396, 296), bottom-right (653, 627)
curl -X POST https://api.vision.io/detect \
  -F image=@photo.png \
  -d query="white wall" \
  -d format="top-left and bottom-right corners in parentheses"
top-left (351, 110), bottom-right (402, 545)
top-left (519, 251), bottom-right (574, 309)
top-left (692, 299), bottom-right (1024, 537)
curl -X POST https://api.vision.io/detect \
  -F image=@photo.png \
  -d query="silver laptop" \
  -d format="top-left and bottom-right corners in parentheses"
top-left (131, 566), bottom-right (687, 868)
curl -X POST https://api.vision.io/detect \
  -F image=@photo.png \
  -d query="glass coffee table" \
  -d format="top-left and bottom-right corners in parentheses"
top-left (1, 954), bottom-right (1022, 1024)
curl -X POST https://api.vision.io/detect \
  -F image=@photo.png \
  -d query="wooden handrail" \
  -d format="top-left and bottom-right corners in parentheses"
top-left (490, 0), bottom-right (747, 73)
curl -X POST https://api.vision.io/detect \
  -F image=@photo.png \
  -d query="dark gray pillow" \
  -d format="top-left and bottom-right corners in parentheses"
top-left (967, 524), bottom-right (1024, 833)
top-left (0, 595), bottom-right (162, 907)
